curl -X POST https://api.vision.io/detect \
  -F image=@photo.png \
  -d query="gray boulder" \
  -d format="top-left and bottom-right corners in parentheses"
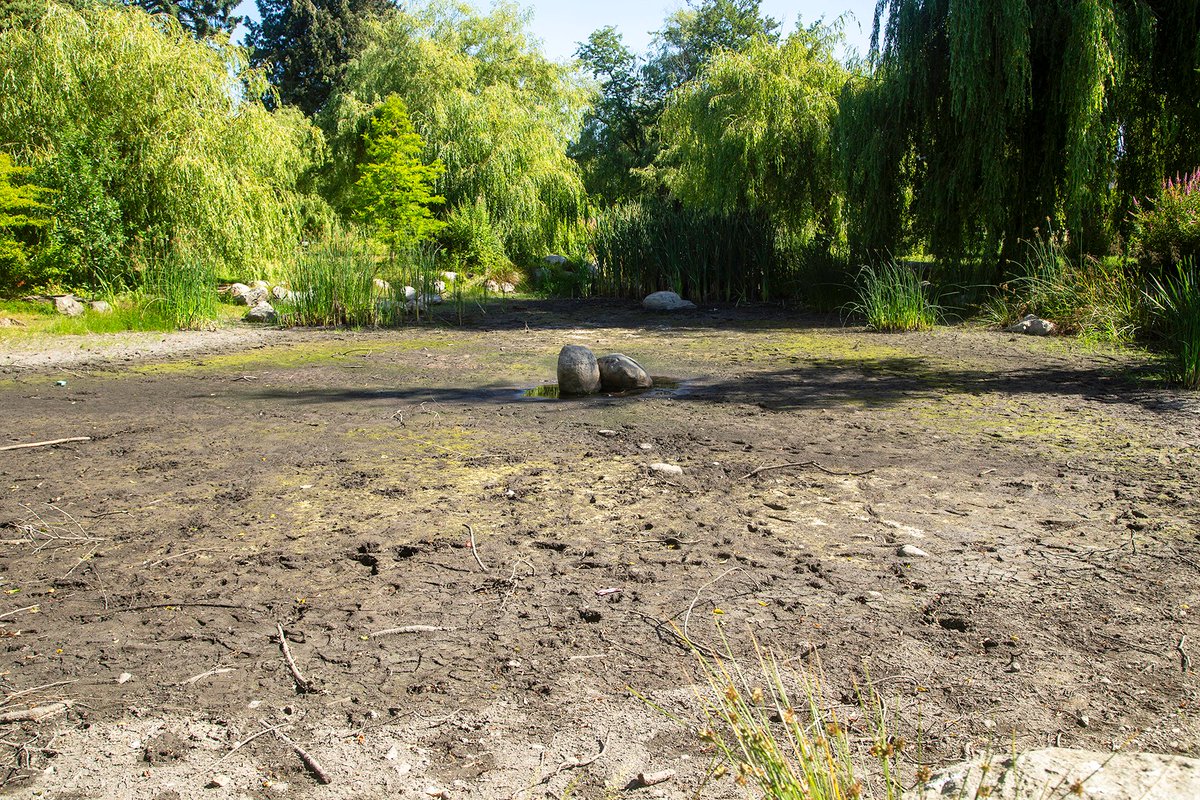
top-left (643, 291), bottom-right (696, 312)
top-left (1007, 314), bottom-right (1056, 336)
top-left (54, 295), bottom-right (84, 317)
top-left (244, 301), bottom-right (276, 323)
top-left (544, 255), bottom-right (568, 266)
top-left (904, 747), bottom-right (1200, 800)
top-left (228, 283), bottom-right (267, 306)
top-left (557, 345), bottom-right (600, 396)
top-left (89, 300), bottom-right (113, 314)
top-left (270, 285), bottom-right (291, 301)
top-left (249, 279), bottom-right (270, 291)
top-left (598, 353), bottom-right (652, 391)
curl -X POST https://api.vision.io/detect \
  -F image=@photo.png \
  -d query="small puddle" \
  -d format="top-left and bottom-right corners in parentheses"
top-left (522, 377), bottom-right (683, 400)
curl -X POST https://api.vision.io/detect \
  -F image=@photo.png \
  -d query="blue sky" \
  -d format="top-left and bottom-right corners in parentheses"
top-left (233, 0), bottom-right (880, 62)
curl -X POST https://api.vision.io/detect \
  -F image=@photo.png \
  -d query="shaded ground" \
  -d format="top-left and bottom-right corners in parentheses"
top-left (1, 300), bottom-right (1197, 799)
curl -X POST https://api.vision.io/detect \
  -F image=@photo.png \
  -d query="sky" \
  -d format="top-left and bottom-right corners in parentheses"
top-left (233, 0), bottom-right (880, 62)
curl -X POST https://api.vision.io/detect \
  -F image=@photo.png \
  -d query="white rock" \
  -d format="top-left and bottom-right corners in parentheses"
top-left (500, 282), bottom-right (516, 294)
top-left (642, 291), bottom-right (696, 312)
top-left (116, 672), bottom-right (132, 684)
top-left (250, 280), bottom-right (270, 291)
top-left (433, 280), bottom-right (446, 293)
top-left (244, 301), bottom-right (277, 323)
top-left (903, 748), bottom-right (1200, 800)
top-left (442, 271), bottom-right (458, 283)
top-left (404, 286), bottom-right (417, 300)
top-left (207, 774), bottom-right (232, 789)
top-left (53, 295), bottom-right (84, 317)
top-left (1006, 314), bottom-right (1056, 336)
top-left (373, 278), bottom-right (391, 293)
top-left (896, 544), bottom-right (929, 558)
top-left (89, 300), bottom-right (113, 314)
top-left (543, 255), bottom-right (568, 265)
top-left (650, 463), bottom-right (684, 476)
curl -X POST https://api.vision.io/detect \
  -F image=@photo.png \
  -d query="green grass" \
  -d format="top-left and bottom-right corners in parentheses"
top-left (0, 297), bottom-right (184, 336)
top-left (1145, 260), bottom-right (1200, 388)
top-left (282, 233), bottom-right (379, 327)
top-left (144, 250), bottom-right (220, 330)
top-left (849, 262), bottom-right (939, 332)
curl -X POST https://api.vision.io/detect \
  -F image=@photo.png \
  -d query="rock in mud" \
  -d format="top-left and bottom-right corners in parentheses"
top-left (598, 353), bottom-right (652, 391)
top-left (650, 463), bottom-right (684, 476)
top-left (244, 301), bottom-right (277, 323)
top-left (643, 290), bottom-right (696, 311)
top-left (557, 345), bottom-right (600, 396)
top-left (903, 747), bottom-right (1200, 800)
top-left (897, 544), bottom-right (929, 558)
top-left (54, 295), bottom-right (85, 317)
top-left (1006, 314), bottom-right (1056, 335)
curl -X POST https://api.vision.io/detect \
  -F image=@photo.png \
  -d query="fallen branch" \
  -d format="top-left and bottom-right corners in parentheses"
top-left (740, 460), bottom-right (875, 480)
top-left (0, 701), bottom-right (72, 724)
top-left (1179, 635), bottom-right (1192, 674)
top-left (181, 667), bottom-right (236, 686)
top-left (276, 623), bottom-right (311, 693)
top-left (0, 437), bottom-right (91, 452)
top-left (214, 723), bottom-right (290, 766)
top-left (369, 625), bottom-right (455, 638)
top-left (465, 523), bottom-right (489, 572)
top-left (274, 727), bottom-right (333, 785)
top-left (1, 680), bottom-right (79, 708)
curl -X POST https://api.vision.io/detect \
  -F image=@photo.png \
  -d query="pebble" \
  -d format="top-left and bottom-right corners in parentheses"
top-left (650, 463), bottom-right (683, 476)
top-left (116, 672), bottom-right (132, 684)
top-left (207, 774), bottom-right (232, 789)
top-left (896, 544), bottom-right (929, 558)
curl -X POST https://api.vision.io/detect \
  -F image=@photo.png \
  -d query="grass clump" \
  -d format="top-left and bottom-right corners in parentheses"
top-left (1145, 260), bottom-right (1200, 388)
top-left (850, 261), bottom-right (939, 332)
top-left (685, 630), bottom-right (905, 800)
top-left (284, 233), bottom-right (378, 327)
top-left (143, 248), bottom-right (219, 330)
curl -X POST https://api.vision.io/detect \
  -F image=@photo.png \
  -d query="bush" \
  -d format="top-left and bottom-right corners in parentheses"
top-left (849, 261), bottom-right (939, 332)
top-left (438, 197), bottom-right (511, 278)
top-left (1132, 169), bottom-right (1200, 268)
top-left (284, 233), bottom-right (378, 327)
top-left (1145, 260), bottom-right (1200, 389)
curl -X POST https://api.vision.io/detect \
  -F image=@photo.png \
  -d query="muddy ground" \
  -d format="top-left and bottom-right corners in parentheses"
top-left (0, 300), bottom-right (1197, 799)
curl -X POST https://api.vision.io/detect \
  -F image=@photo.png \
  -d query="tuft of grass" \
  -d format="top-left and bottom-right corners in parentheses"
top-left (283, 233), bottom-right (378, 327)
top-left (144, 250), bottom-right (219, 330)
top-left (1145, 260), bottom-right (1200, 388)
top-left (683, 628), bottom-right (904, 800)
top-left (849, 262), bottom-right (939, 332)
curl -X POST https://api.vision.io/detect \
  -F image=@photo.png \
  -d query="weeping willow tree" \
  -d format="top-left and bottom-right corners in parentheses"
top-left (0, 3), bottom-right (326, 288)
top-left (320, 0), bottom-right (588, 267)
top-left (847, 0), bottom-right (1200, 268)
top-left (658, 26), bottom-right (848, 242)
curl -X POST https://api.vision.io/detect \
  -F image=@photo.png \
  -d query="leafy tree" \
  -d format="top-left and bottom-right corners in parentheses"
top-left (247, 0), bottom-right (393, 115)
top-left (0, 5), bottom-right (326, 288)
top-left (0, 151), bottom-right (50, 289)
top-left (322, 0), bottom-right (588, 265)
top-left (659, 26), bottom-right (848, 241)
top-left (130, 0), bottom-right (242, 39)
top-left (353, 95), bottom-right (445, 255)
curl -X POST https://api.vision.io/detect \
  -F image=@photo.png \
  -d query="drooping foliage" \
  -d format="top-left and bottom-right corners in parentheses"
top-left (852, 0), bottom-right (1200, 266)
top-left (0, 151), bottom-right (50, 287)
top-left (352, 94), bottom-right (446, 255)
top-left (658, 26), bottom-right (848, 243)
top-left (248, 0), bottom-right (393, 116)
top-left (321, 0), bottom-right (588, 267)
top-left (0, 4), bottom-right (325, 290)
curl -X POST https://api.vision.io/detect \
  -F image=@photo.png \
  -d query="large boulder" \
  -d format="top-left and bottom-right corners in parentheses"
top-left (53, 295), bottom-right (85, 317)
top-left (228, 283), bottom-right (267, 306)
top-left (598, 353), bottom-right (652, 391)
top-left (244, 301), bottom-right (276, 323)
top-left (904, 747), bottom-right (1200, 800)
top-left (557, 345), bottom-right (600, 396)
top-left (643, 291), bottom-right (696, 312)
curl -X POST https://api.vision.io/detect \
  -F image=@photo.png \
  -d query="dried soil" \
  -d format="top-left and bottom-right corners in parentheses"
top-left (1, 300), bottom-right (1197, 799)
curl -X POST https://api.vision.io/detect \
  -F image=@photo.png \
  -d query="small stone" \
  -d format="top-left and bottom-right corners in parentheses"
top-left (639, 443), bottom-right (654, 450)
top-left (543, 255), bottom-right (568, 265)
top-left (597, 429), bottom-right (619, 437)
top-left (244, 301), bottom-right (276, 323)
top-left (116, 672), bottom-right (132, 684)
top-left (1006, 314), bottom-right (1056, 336)
top-left (373, 278), bottom-right (391, 293)
top-left (896, 544), bottom-right (929, 558)
top-left (207, 774), bottom-right (232, 789)
top-left (89, 300), bottom-right (113, 314)
top-left (650, 463), bottom-right (684, 477)
top-left (270, 286), bottom-right (290, 301)
top-left (53, 295), bottom-right (85, 317)
top-left (424, 787), bottom-right (449, 799)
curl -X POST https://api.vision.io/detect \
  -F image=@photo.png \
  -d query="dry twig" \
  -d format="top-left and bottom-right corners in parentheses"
top-left (214, 723), bottom-right (290, 766)
top-left (276, 623), bottom-right (311, 693)
top-left (181, 667), bottom-right (236, 686)
top-left (274, 727), bottom-right (333, 785)
top-left (1179, 635), bottom-right (1192, 674)
top-left (682, 567), bottom-right (740, 647)
top-left (0, 437), bottom-right (90, 452)
top-left (369, 625), bottom-right (455, 638)
top-left (740, 460), bottom-right (875, 480)
top-left (0, 702), bottom-right (72, 724)
top-left (465, 523), bottom-right (489, 572)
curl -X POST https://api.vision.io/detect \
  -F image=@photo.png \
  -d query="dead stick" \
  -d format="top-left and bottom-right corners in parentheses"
top-left (276, 623), bottom-right (311, 692)
top-left (1179, 635), bottom-right (1192, 674)
top-left (740, 461), bottom-right (875, 480)
top-left (274, 728), bottom-right (333, 785)
top-left (0, 701), bottom-right (72, 724)
top-left (511, 735), bottom-right (607, 798)
top-left (214, 723), bottom-right (290, 765)
top-left (181, 667), bottom-right (236, 686)
top-left (370, 625), bottom-right (455, 638)
top-left (1, 679), bottom-right (79, 707)
top-left (682, 567), bottom-right (740, 646)
top-left (465, 523), bottom-right (489, 572)
top-left (0, 437), bottom-right (91, 452)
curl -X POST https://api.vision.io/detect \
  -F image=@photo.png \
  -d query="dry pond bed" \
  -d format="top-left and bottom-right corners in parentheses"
top-left (0, 300), bottom-right (1197, 799)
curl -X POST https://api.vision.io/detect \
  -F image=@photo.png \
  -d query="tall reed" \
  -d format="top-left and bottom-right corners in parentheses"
top-left (144, 247), bottom-right (218, 330)
top-left (1145, 259), bottom-right (1200, 388)
top-left (285, 233), bottom-right (377, 327)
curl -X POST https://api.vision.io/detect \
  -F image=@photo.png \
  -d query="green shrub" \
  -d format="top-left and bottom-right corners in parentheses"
top-left (1145, 260), bottom-right (1200, 389)
top-left (144, 245), bottom-right (218, 330)
top-left (1132, 169), bottom-right (1200, 268)
top-left (283, 233), bottom-right (378, 327)
top-left (0, 151), bottom-right (51, 292)
top-left (438, 197), bottom-right (511, 278)
top-left (849, 261), bottom-right (939, 332)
